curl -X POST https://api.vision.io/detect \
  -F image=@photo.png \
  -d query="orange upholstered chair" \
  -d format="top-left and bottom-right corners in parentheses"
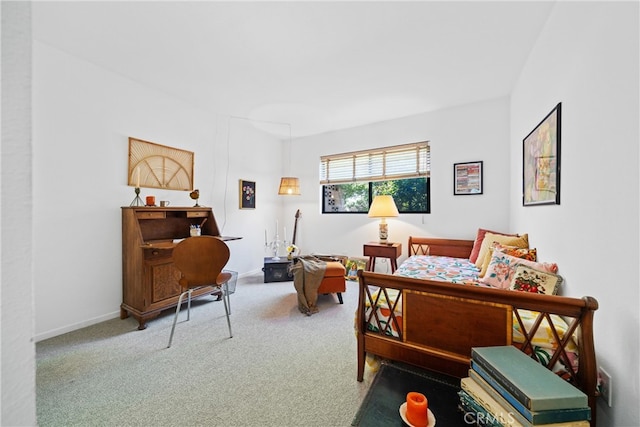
top-left (317, 261), bottom-right (346, 304)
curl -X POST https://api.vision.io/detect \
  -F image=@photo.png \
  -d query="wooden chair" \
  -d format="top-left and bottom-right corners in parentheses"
top-left (167, 236), bottom-right (233, 348)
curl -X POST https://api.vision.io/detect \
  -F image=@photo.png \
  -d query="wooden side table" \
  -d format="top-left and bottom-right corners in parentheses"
top-left (363, 242), bottom-right (402, 273)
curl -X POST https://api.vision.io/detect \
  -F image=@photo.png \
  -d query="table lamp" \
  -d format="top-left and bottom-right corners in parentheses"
top-left (368, 195), bottom-right (399, 244)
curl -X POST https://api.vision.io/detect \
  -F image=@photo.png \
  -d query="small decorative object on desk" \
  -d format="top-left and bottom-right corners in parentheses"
top-left (190, 189), bottom-right (200, 207)
top-left (130, 187), bottom-right (143, 206)
top-left (189, 225), bottom-right (201, 237)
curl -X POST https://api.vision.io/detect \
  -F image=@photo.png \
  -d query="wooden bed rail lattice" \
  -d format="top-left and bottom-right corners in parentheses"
top-left (356, 270), bottom-right (599, 427)
top-left (513, 309), bottom-right (582, 385)
top-left (364, 285), bottom-right (403, 339)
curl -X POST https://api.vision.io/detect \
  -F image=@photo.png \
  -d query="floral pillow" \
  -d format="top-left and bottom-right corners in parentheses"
top-left (479, 243), bottom-right (537, 278)
top-left (480, 252), bottom-right (558, 289)
top-left (509, 265), bottom-right (563, 295)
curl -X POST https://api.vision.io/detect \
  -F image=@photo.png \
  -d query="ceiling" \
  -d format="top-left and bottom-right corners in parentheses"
top-left (32, 1), bottom-right (555, 138)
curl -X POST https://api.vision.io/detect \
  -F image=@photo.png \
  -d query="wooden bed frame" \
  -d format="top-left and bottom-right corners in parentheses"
top-left (356, 237), bottom-right (599, 426)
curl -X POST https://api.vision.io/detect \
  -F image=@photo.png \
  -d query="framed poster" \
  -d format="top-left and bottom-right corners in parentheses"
top-left (239, 179), bottom-right (256, 209)
top-left (523, 103), bottom-right (561, 206)
top-left (454, 161), bottom-right (483, 195)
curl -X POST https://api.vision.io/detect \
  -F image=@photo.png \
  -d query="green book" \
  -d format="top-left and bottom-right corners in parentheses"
top-left (471, 346), bottom-right (588, 411)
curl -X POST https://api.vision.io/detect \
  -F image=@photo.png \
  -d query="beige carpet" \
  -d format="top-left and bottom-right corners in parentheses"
top-left (36, 272), bottom-right (375, 426)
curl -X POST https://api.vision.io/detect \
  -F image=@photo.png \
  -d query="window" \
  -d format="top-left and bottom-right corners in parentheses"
top-left (320, 142), bottom-right (430, 213)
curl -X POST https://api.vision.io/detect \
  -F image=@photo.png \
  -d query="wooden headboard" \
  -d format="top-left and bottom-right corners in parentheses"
top-left (408, 236), bottom-right (474, 258)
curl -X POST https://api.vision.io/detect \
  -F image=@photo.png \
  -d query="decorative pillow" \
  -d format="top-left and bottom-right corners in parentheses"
top-left (469, 228), bottom-right (517, 263)
top-left (509, 265), bottom-right (563, 295)
top-left (479, 243), bottom-right (538, 278)
top-left (480, 252), bottom-right (558, 289)
top-left (474, 232), bottom-right (529, 269)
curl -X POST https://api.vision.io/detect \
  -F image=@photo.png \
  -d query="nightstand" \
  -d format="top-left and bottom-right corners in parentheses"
top-left (363, 242), bottom-right (402, 273)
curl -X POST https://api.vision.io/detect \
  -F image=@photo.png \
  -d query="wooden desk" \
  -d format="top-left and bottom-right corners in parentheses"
top-left (121, 206), bottom-right (240, 330)
top-left (363, 242), bottom-right (402, 272)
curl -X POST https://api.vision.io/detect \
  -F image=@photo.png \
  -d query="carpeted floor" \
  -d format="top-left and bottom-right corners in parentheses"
top-left (36, 272), bottom-right (375, 426)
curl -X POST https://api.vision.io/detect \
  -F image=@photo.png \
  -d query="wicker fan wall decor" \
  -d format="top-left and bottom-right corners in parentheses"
top-left (128, 137), bottom-right (194, 191)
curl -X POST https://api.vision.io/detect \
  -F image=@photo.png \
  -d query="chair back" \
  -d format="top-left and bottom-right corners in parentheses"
top-left (172, 236), bottom-right (230, 289)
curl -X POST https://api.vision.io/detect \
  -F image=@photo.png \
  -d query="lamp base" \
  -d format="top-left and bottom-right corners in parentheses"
top-left (378, 221), bottom-right (388, 244)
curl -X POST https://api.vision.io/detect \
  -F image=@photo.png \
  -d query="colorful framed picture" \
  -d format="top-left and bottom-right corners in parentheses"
top-left (523, 103), bottom-right (561, 206)
top-left (239, 179), bottom-right (256, 209)
top-left (453, 161), bottom-right (483, 195)
top-left (345, 257), bottom-right (368, 281)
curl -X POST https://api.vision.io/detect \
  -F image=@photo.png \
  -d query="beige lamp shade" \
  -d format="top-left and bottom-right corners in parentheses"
top-left (278, 177), bottom-right (301, 195)
top-left (368, 195), bottom-right (399, 218)
top-left (368, 195), bottom-right (399, 244)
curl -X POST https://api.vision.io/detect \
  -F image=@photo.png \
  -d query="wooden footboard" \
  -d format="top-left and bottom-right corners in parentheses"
top-left (356, 270), bottom-right (599, 426)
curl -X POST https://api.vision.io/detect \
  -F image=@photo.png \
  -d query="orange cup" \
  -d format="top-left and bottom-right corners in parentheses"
top-left (406, 392), bottom-right (428, 427)
top-left (145, 195), bottom-right (156, 206)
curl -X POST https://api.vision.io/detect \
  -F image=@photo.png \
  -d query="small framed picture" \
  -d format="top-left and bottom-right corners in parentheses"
top-left (454, 161), bottom-right (483, 195)
top-left (239, 179), bottom-right (256, 209)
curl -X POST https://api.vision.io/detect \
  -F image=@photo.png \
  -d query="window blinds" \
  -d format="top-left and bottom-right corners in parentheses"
top-left (319, 142), bottom-right (430, 184)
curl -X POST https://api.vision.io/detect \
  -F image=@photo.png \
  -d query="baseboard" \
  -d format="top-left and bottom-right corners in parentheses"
top-left (35, 311), bottom-right (121, 342)
top-left (36, 270), bottom-right (262, 342)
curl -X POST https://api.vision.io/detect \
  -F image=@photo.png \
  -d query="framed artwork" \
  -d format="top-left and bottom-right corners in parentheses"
top-left (128, 137), bottom-right (194, 191)
top-left (239, 179), bottom-right (256, 209)
top-left (454, 161), bottom-right (483, 195)
top-left (345, 257), bottom-right (368, 281)
top-left (523, 103), bottom-right (561, 206)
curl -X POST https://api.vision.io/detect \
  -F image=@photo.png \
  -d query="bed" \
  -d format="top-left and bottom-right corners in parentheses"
top-left (356, 236), bottom-right (599, 426)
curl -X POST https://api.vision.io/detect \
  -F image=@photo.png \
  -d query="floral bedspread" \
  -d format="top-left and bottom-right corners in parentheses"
top-left (393, 254), bottom-right (481, 285)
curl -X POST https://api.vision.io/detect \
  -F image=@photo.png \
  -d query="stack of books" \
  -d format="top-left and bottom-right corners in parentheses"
top-left (458, 346), bottom-right (591, 427)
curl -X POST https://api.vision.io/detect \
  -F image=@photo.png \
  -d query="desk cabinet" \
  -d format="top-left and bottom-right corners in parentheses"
top-left (121, 206), bottom-right (224, 329)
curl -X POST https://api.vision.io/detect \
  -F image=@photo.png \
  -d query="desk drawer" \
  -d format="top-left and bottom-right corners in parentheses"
top-left (187, 211), bottom-right (209, 218)
top-left (143, 247), bottom-right (173, 261)
top-left (136, 211), bottom-right (166, 220)
top-left (363, 244), bottom-right (401, 258)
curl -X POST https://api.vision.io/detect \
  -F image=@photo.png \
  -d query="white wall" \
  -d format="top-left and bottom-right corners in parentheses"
top-left (510, 2), bottom-right (639, 426)
top-left (32, 42), bottom-right (285, 340)
top-left (285, 97), bottom-right (512, 269)
top-left (1, 2), bottom-right (37, 425)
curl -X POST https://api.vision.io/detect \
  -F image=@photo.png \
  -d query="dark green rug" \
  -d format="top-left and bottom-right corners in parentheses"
top-left (352, 361), bottom-right (467, 426)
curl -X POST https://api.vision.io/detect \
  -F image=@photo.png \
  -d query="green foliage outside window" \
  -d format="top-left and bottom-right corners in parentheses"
top-left (322, 178), bottom-right (429, 213)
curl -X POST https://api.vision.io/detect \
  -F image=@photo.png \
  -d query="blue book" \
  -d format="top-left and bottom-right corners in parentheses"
top-left (471, 346), bottom-right (588, 411)
top-left (469, 369), bottom-right (590, 425)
